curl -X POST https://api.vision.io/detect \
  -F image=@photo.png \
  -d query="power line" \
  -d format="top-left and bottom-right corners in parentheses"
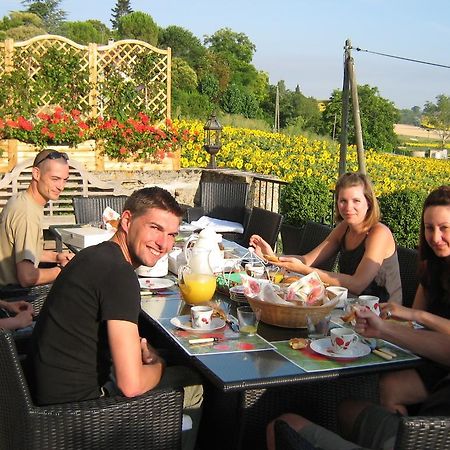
top-left (351, 46), bottom-right (450, 69)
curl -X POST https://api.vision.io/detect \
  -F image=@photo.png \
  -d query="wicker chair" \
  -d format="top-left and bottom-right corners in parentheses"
top-left (184, 182), bottom-right (249, 224)
top-left (0, 328), bottom-right (183, 450)
top-left (298, 221), bottom-right (337, 271)
top-left (397, 246), bottom-right (419, 308)
top-left (237, 207), bottom-right (283, 249)
top-left (72, 195), bottom-right (129, 224)
top-left (274, 413), bottom-right (450, 450)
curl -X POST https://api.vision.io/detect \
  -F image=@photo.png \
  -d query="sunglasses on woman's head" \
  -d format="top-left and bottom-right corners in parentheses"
top-left (33, 151), bottom-right (69, 167)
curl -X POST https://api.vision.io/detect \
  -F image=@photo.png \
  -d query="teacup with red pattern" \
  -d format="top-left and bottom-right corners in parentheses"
top-left (190, 306), bottom-right (213, 329)
top-left (358, 295), bottom-right (380, 316)
top-left (330, 328), bottom-right (358, 354)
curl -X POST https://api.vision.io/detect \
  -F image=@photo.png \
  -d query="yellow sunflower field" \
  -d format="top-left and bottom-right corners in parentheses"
top-left (177, 120), bottom-right (450, 195)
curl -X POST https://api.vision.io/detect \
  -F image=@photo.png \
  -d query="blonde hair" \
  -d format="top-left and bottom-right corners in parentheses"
top-left (334, 172), bottom-right (380, 229)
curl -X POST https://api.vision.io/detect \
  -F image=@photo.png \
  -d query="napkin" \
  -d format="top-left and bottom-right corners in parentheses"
top-left (190, 216), bottom-right (244, 233)
top-left (240, 274), bottom-right (292, 305)
top-left (285, 272), bottom-right (327, 306)
top-left (102, 207), bottom-right (120, 230)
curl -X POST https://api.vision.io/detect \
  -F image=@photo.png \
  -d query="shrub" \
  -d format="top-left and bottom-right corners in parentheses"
top-left (279, 177), bottom-right (333, 227)
top-left (378, 189), bottom-right (428, 249)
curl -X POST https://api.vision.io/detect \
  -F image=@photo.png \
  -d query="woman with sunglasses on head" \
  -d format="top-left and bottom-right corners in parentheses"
top-left (250, 172), bottom-right (402, 303)
top-left (0, 149), bottom-right (74, 294)
top-left (377, 185), bottom-right (450, 415)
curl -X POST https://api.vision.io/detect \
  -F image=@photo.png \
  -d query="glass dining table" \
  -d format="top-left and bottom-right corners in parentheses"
top-left (139, 240), bottom-right (423, 450)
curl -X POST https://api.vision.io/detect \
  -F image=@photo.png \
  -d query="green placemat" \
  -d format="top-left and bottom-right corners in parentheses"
top-left (273, 340), bottom-right (420, 372)
top-left (159, 317), bottom-right (274, 355)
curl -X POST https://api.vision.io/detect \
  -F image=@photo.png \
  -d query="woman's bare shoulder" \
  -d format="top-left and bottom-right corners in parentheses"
top-left (367, 222), bottom-right (395, 243)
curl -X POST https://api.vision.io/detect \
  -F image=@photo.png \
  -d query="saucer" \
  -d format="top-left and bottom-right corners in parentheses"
top-left (310, 337), bottom-right (371, 361)
top-left (139, 278), bottom-right (175, 290)
top-left (170, 315), bottom-right (226, 333)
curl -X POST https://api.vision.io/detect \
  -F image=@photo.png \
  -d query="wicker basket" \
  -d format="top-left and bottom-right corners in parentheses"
top-left (246, 296), bottom-right (339, 328)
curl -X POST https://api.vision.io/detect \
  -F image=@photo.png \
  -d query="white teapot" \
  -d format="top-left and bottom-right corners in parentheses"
top-left (184, 227), bottom-right (224, 273)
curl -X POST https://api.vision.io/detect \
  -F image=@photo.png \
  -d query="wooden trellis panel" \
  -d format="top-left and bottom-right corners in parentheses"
top-left (0, 35), bottom-right (171, 121)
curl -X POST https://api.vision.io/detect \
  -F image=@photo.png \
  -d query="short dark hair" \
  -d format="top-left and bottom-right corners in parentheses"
top-left (33, 149), bottom-right (69, 167)
top-left (123, 187), bottom-right (183, 219)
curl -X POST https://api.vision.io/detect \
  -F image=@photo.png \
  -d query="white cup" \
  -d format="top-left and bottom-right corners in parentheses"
top-left (358, 295), bottom-right (381, 316)
top-left (330, 328), bottom-right (358, 354)
top-left (190, 306), bottom-right (214, 329)
top-left (244, 263), bottom-right (265, 278)
top-left (326, 286), bottom-right (348, 308)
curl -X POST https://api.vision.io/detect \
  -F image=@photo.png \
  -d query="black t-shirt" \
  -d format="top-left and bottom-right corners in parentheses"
top-left (29, 241), bottom-right (140, 405)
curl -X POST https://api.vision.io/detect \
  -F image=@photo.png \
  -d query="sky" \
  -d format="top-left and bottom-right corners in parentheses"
top-left (1, 0), bottom-right (449, 109)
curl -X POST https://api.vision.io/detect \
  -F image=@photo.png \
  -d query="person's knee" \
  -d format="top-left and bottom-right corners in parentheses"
top-left (275, 413), bottom-right (312, 432)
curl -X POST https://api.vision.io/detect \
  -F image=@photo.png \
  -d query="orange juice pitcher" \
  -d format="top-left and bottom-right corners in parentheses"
top-left (178, 247), bottom-right (217, 305)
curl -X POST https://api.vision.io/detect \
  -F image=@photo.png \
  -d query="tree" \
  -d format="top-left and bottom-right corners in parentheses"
top-left (172, 57), bottom-right (198, 92)
top-left (204, 28), bottom-right (256, 64)
top-left (423, 95), bottom-right (450, 148)
top-left (58, 20), bottom-right (111, 45)
top-left (158, 25), bottom-right (205, 69)
top-left (398, 106), bottom-right (422, 126)
top-left (110, 0), bottom-right (132, 30)
top-left (21, 0), bottom-right (66, 32)
top-left (116, 11), bottom-right (158, 45)
top-left (0, 11), bottom-right (46, 40)
top-left (322, 84), bottom-right (399, 152)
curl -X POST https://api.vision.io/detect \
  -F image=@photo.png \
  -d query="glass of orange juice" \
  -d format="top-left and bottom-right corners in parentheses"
top-left (178, 266), bottom-right (217, 305)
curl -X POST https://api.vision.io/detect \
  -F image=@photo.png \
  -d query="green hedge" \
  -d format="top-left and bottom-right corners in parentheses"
top-left (279, 177), bottom-right (333, 227)
top-left (378, 189), bottom-right (427, 249)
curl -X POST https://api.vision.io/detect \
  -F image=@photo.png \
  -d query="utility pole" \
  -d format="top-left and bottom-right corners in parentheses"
top-left (274, 84), bottom-right (280, 133)
top-left (340, 39), bottom-right (366, 175)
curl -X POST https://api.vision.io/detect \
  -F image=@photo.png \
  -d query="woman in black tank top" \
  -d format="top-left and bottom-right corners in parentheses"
top-left (250, 172), bottom-right (401, 302)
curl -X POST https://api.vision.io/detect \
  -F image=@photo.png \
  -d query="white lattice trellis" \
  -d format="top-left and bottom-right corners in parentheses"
top-left (0, 35), bottom-right (171, 121)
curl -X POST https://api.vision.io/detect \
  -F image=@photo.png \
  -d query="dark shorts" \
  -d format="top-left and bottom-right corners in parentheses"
top-left (298, 404), bottom-right (400, 450)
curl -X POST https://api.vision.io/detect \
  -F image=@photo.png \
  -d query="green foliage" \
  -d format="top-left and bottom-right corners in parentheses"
top-left (172, 90), bottom-right (214, 120)
top-left (172, 58), bottom-right (198, 92)
top-left (322, 85), bottom-right (399, 151)
top-left (110, 0), bottom-right (132, 30)
top-left (33, 46), bottom-right (90, 112)
top-left (423, 95), bottom-right (450, 148)
top-left (58, 20), bottom-right (111, 44)
top-left (158, 25), bottom-right (205, 69)
top-left (0, 11), bottom-right (46, 40)
top-left (378, 189), bottom-right (428, 249)
top-left (279, 177), bottom-right (333, 227)
top-left (198, 74), bottom-right (220, 102)
top-left (398, 106), bottom-right (422, 126)
top-left (22, 0), bottom-right (66, 32)
top-left (0, 68), bottom-right (37, 117)
top-left (204, 28), bottom-right (256, 64)
top-left (116, 11), bottom-right (158, 45)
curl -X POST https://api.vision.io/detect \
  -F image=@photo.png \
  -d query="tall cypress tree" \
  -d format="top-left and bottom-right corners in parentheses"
top-left (111, 0), bottom-right (133, 30)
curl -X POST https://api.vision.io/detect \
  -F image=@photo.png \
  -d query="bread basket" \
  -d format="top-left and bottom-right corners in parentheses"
top-left (246, 296), bottom-right (339, 328)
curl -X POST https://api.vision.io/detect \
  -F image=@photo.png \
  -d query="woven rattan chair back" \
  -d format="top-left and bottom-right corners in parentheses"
top-left (299, 221), bottom-right (337, 271)
top-left (397, 246), bottom-right (419, 308)
top-left (200, 182), bottom-right (249, 224)
top-left (0, 328), bottom-right (183, 449)
top-left (239, 207), bottom-right (283, 249)
top-left (72, 195), bottom-right (128, 224)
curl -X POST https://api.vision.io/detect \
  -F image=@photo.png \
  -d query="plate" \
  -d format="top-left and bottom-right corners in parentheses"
top-left (138, 278), bottom-right (175, 290)
top-left (170, 315), bottom-right (226, 333)
top-left (310, 337), bottom-right (371, 361)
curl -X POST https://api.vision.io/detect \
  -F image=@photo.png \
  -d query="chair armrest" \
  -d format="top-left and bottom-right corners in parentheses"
top-left (394, 416), bottom-right (450, 450)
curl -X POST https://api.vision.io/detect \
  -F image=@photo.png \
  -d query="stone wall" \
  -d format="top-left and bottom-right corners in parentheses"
top-left (89, 168), bottom-right (257, 208)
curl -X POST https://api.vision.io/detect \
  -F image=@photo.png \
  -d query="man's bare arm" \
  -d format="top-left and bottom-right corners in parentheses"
top-left (108, 320), bottom-right (163, 397)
